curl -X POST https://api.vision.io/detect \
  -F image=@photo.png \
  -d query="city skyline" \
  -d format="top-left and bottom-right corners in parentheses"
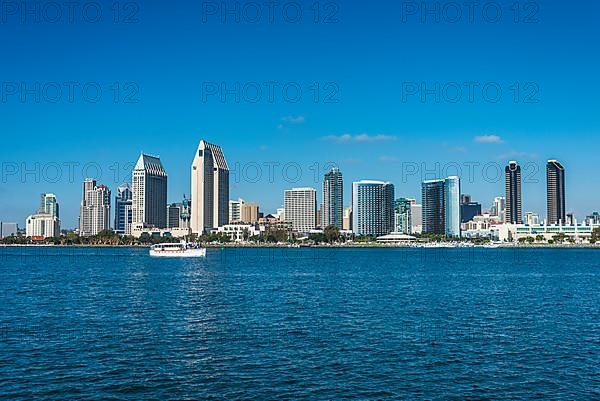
top-left (6, 147), bottom-right (596, 234)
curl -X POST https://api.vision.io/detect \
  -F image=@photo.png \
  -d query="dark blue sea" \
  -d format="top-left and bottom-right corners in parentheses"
top-left (1, 247), bottom-right (599, 400)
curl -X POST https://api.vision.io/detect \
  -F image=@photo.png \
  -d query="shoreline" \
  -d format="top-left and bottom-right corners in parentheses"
top-left (1, 243), bottom-right (600, 249)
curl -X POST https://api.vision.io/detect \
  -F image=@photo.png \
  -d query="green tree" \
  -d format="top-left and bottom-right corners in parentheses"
top-left (323, 225), bottom-right (341, 243)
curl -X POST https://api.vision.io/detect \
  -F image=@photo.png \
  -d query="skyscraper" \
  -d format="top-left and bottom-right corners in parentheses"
top-left (421, 176), bottom-right (461, 237)
top-left (114, 183), bottom-right (133, 235)
top-left (444, 176), bottom-right (461, 237)
top-left (132, 154), bottom-right (168, 229)
top-left (352, 180), bottom-right (394, 237)
top-left (460, 194), bottom-right (481, 223)
top-left (284, 188), bottom-right (317, 233)
top-left (422, 179), bottom-right (445, 235)
top-left (79, 178), bottom-right (111, 236)
top-left (191, 140), bottom-right (230, 234)
top-left (505, 161), bottom-right (522, 224)
top-left (547, 159), bottom-right (566, 224)
top-left (322, 167), bottom-right (343, 229)
top-left (491, 196), bottom-right (506, 222)
top-left (39, 193), bottom-right (59, 218)
top-left (394, 198), bottom-right (413, 234)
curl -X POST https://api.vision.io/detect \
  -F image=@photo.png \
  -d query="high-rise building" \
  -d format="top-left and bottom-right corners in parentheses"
top-left (505, 161), bottom-right (522, 224)
top-left (352, 180), bottom-right (395, 237)
top-left (460, 194), bottom-right (482, 223)
top-left (525, 212), bottom-right (539, 226)
top-left (322, 167), bottom-right (344, 229)
top-left (343, 207), bottom-right (353, 231)
top-left (132, 154), bottom-right (168, 229)
top-left (284, 188), bottom-right (317, 233)
top-left (26, 214), bottom-right (60, 238)
top-left (585, 212), bottom-right (600, 225)
top-left (394, 198), bottom-right (413, 234)
top-left (410, 202), bottom-right (423, 234)
top-left (0, 222), bottom-right (18, 238)
top-left (39, 193), bottom-right (59, 218)
top-left (422, 180), bottom-right (445, 235)
top-left (229, 199), bottom-right (243, 223)
top-left (114, 183), bottom-right (133, 235)
top-left (79, 179), bottom-right (111, 236)
top-left (241, 202), bottom-right (260, 223)
top-left (167, 203), bottom-right (182, 229)
top-left (566, 212), bottom-right (575, 225)
top-left (547, 160), bottom-right (566, 224)
top-left (422, 176), bottom-right (461, 237)
top-left (491, 196), bottom-right (506, 222)
top-left (445, 177), bottom-right (461, 237)
top-left (191, 140), bottom-right (229, 234)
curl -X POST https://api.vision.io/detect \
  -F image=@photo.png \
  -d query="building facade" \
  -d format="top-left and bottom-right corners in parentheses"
top-left (191, 140), bottom-right (230, 234)
top-left (546, 159), bottom-right (566, 224)
top-left (26, 214), bottom-right (60, 239)
top-left (284, 188), bottom-right (317, 234)
top-left (0, 222), bottom-right (18, 238)
top-left (422, 177), bottom-right (461, 237)
top-left (114, 183), bottom-right (133, 235)
top-left (460, 196), bottom-right (482, 223)
top-left (322, 167), bottom-right (344, 229)
top-left (394, 198), bottom-right (413, 234)
top-left (132, 154), bottom-right (168, 229)
top-left (352, 180), bottom-right (394, 237)
top-left (491, 196), bottom-right (506, 222)
top-left (39, 193), bottom-right (59, 218)
top-left (79, 179), bottom-right (111, 237)
top-left (422, 179), bottom-right (445, 235)
top-left (505, 161), bottom-right (522, 224)
top-left (343, 207), bottom-right (353, 231)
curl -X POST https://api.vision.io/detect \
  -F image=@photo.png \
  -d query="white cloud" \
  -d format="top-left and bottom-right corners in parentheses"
top-left (322, 133), bottom-right (398, 143)
top-left (474, 135), bottom-right (504, 144)
top-left (281, 115), bottom-right (305, 124)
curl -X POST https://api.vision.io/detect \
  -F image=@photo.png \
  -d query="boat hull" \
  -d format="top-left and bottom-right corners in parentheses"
top-left (149, 248), bottom-right (207, 258)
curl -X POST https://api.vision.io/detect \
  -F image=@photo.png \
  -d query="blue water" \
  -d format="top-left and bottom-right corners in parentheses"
top-left (1, 247), bottom-right (600, 400)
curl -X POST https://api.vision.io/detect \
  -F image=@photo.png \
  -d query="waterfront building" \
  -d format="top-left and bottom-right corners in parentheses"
top-left (39, 193), bottom-right (59, 218)
top-left (422, 180), bottom-right (445, 235)
top-left (491, 196), bottom-right (506, 222)
top-left (26, 214), bottom-right (60, 239)
top-left (460, 195), bottom-right (481, 223)
top-left (585, 212), bottom-right (600, 225)
top-left (132, 154), bottom-right (168, 229)
top-left (216, 224), bottom-right (262, 242)
top-left (0, 222), bottom-right (18, 238)
top-left (500, 222), bottom-right (600, 243)
top-left (284, 188), bottom-right (317, 234)
top-left (410, 203), bottom-right (423, 234)
top-left (241, 202), bottom-right (260, 223)
top-left (167, 203), bottom-right (182, 229)
top-left (191, 140), bottom-right (230, 234)
top-left (461, 213), bottom-right (502, 240)
top-left (421, 176), bottom-right (461, 237)
top-left (79, 179), bottom-right (111, 237)
top-left (352, 180), bottom-right (395, 237)
top-left (322, 168), bottom-right (344, 229)
top-left (547, 160), bottom-right (566, 224)
top-left (525, 212), bottom-right (540, 226)
top-left (394, 198), bottom-right (413, 234)
top-left (343, 207), bottom-right (353, 231)
top-left (114, 183), bottom-right (133, 235)
top-left (505, 161), bottom-right (522, 224)
top-left (445, 177), bottom-right (461, 237)
top-left (229, 199), bottom-right (243, 223)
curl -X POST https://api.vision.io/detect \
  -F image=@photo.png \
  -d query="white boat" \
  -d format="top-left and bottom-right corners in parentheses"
top-left (149, 241), bottom-right (207, 258)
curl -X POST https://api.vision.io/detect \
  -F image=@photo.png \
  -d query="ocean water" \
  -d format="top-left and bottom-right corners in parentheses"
top-left (1, 247), bottom-right (599, 400)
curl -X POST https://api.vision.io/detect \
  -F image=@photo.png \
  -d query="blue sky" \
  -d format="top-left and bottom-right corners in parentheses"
top-left (1, 0), bottom-right (599, 228)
